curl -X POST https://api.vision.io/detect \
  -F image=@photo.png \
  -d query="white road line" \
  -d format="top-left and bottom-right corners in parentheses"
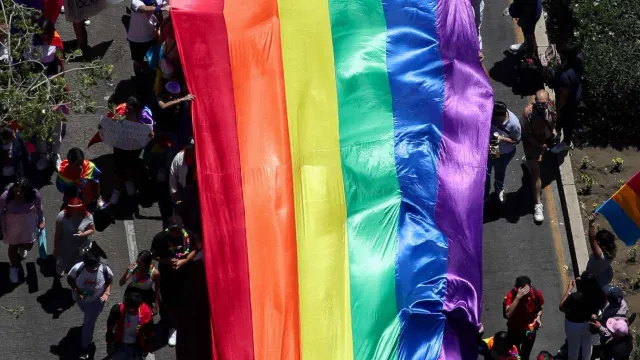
top-left (123, 219), bottom-right (155, 360)
top-left (124, 220), bottom-right (138, 263)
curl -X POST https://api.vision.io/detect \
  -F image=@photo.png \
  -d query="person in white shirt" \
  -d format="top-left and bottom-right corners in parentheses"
top-left (486, 101), bottom-right (521, 204)
top-left (127, 0), bottom-right (169, 75)
top-left (67, 252), bottom-right (113, 360)
top-left (169, 137), bottom-right (200, 233)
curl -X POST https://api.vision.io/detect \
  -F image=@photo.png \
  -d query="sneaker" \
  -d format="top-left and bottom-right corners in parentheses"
top-left (551, 142), bottom-right (573, 154)
top-left (125, 181), bottom-right (136, 196)
top-left (510, 43), bottom-right (524, 52)
top-left (60, 5), bottom-right (64, 13)
top-left (9, 267), bottom-right (19, 284)
top-left (109, 190), bottom-right (120, 205)
top-left (168, 328), bottom-right (177, 347)
top-left (19, 248), bottom-right (27, 260)
top-left (83, 19), bottom-right (91, 26)
top-left (78, 349), bottom-right (90, 359)
top-left (534, 203), bottom-right (544, 223)
top-left (497, 189), bottom-right (506, 204)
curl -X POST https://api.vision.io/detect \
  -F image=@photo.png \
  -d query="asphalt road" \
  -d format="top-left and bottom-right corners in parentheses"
top-left (0, 2), bottom-right (177, 359)
top-left (480, 0), bottom-right (571, 357)
top-left (0, 1), bottom-right (573, 360)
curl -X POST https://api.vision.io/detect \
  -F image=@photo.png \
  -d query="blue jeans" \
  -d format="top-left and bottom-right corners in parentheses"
top-left (113, 344), bottom-right (143, 360)
top-left (77, 299), bottom-right (105, 349)
top-left (486, 150), bottom-right (516, 194)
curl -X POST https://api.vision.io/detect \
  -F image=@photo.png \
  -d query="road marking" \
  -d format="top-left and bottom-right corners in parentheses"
top-left (123, 219), bottom-right (156, 360)
top-left (124, 220), bottom-right (138, 263)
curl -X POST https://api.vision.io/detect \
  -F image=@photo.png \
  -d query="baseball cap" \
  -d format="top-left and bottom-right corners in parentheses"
top-left (607, 287), bottom-right (624, 304)
top-left (185, 136), bottom-right (195, 149)
top-left (606, 317), bottom-right (629, 336)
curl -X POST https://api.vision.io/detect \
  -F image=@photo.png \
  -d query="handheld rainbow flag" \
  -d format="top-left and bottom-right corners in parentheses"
top-left (56, 159), bottom-right (101, 194)
top-left (596, 170), bottom-right (640, 246)
top-left (171, 0), bottom-right (493, 358)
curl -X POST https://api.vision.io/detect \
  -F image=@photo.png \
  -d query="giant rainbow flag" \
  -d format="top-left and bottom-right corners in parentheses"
top-left (171, 0), bottom-right (493, 358)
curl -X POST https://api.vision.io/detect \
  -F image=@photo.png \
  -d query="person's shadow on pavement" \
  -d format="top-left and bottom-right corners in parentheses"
top-left (50, 326), bottom-right (96, 360)
top-left (484, 153), bottom-right (558, 224)
top-left (37, 277), bottom-right (74, 319)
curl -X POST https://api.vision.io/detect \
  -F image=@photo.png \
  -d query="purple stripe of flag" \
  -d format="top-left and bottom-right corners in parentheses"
top-left (434, 0), bottom-right (494, 358)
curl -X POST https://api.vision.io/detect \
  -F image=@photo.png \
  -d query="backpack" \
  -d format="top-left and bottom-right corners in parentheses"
top-left (75, 262), bottom-right (111, 281)
top-left (503, 287), bottom-right (540, 320)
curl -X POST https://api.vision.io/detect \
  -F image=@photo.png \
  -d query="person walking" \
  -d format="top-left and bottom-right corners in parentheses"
top-left (479, 330), bottom-right (521, 359)
top-left (56, 147), bottom-right (104, 210)
top-left (521, 90), bottom-right (556, 223)
top-left (67, 251), bottom-right (113, 360)
top-left (127, 0), bottom-right (169, 76)
top-left (0, 178), bottom-right (45, 283)
top-left (551, 42), bottom-right (584, 154)
top-left (169, 137), bottom-right (200, 234)
top-left (151, 216), bottom-right (200, 347)
top-left (105, 291), bottom-right (155, 360)
top-left (0, 127), bottom-right (31, 191)
top-left (119, 250), bottom-right (161, 315)
top-left (508, 0), bottom-right (542, 57)
top-left (503, 276), bottom-right (544, 360)
top-left (559, 274), bottom-right (603, 360)
top-left (53, 197), bottom-right (95, 275)
top-left (486, 101), bottom-right (521, 203)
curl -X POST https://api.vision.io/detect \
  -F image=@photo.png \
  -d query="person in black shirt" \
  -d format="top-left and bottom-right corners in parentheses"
top-left (559, 273), bottom-right (603, 360)
top-left (551, 42), bottom-right (584, 153)
top-left (151, 215), bottom-right (200, 347)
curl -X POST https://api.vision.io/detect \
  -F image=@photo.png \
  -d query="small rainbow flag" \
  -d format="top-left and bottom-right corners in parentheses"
top-left (596, 170), bottom-right (640, 245)
top-left (56, 159), bottom-right (101, 195)
top-left (171, 0), bottom-right (493, 358)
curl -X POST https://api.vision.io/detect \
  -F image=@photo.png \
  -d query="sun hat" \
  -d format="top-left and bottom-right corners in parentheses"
top-left (606, 317), bottom-right (629, 336)
top-left (165, 81), bottom-right (181, 95)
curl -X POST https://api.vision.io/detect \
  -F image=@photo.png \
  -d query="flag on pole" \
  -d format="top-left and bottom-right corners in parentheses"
top-left (596, 170), bottom-right (640, 246)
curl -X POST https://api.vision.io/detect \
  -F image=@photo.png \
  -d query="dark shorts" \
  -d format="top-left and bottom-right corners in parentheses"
top-left (129, 40), bottom-right (155, 64)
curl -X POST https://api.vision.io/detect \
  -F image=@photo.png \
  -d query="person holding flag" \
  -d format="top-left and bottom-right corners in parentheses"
top-left (56, 147), bottom-right (104, 210)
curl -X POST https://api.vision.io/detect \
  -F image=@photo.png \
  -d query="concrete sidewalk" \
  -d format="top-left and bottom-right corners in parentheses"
top-left (480, 0), bottom-right (574, 357)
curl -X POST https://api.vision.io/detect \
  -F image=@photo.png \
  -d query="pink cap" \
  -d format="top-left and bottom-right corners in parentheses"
top-left (606, 317), bottom-right (628, 336)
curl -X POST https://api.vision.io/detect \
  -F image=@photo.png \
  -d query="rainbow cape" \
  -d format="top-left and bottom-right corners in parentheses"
top-left (56, 159), bottom-right (101, 195)
top-left (596, 170), bottom-right (640, 245)
top-left (172, 0), bottom-right (493, 358)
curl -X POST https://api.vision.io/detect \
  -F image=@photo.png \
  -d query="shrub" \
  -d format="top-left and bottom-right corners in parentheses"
top-left (543, 0), bottom-right (640, 147)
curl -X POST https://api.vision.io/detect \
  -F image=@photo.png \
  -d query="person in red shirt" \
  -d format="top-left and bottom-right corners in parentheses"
top-left (503, 276), bottom-right (544, 360)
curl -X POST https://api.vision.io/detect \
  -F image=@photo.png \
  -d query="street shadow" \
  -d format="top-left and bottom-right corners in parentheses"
top-left (176, 261), bottom-right (212, 360)
top-left (63, 40), bottom-right (114, 62)
top-left (37, 277), bottom-right (74, 319)
top-left (107, 78), bottom-right (138, 106)
top-left (0, 262), bottom-right (19, 298)
top-left (37, 256), bottom-right (59, 278)
top-left (26, 261), bottom-right (38, 293)
top-left (484, 152), bottom-right (558, 224)
top-left (488, 51), bottom-right (545, 97)
top-left (50, 327), bottom-right (96, 360)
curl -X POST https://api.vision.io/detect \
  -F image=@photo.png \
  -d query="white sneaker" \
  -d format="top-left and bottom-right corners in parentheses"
top-left (60, 5), bottom-right (64, 13)
top-left (551, 142), bottom-right (573, 154)
top-left (19, 248), bottom-right (27, 260)
top-left (9, 267), bottom-right (19, 284)
top-left (168, 328), bottom-right (177, 347)
top-left (510, 43), bottom-right (524, 52)
top-left (498, 189), bottom-right (506, 204)
top-left (125, 181), bottom-right (136, 196)
top-left (534, 203), bottom-right (544, 223)
top-left (83, 19), bottom-right (91, 26)
top-left (110, 190), bottom-right (120, 205)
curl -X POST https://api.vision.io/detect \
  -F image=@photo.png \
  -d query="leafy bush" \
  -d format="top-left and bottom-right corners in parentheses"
top-left (543, 0), bottom-right (640, 147)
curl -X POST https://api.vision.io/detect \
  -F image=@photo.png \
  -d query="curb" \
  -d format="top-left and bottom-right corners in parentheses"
top-left (535, 12), bottom-right (590, 278)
